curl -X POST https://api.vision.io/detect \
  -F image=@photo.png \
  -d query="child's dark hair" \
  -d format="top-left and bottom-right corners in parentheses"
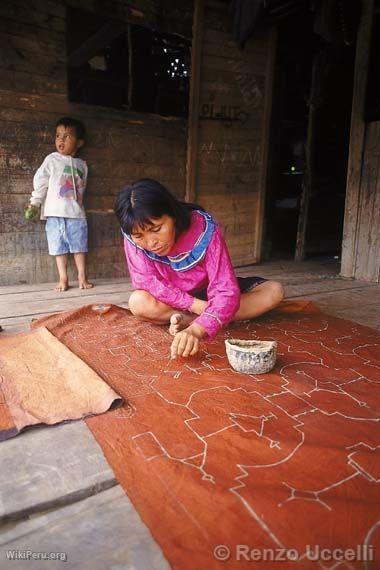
top-left (114, 178), bottom-right (204, 236)
top-left (55, 117), bottom-right (86, 140)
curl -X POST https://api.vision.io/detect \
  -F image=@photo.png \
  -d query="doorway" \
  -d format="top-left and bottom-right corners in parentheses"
top-left (264, 3), bottom-right (358, 262)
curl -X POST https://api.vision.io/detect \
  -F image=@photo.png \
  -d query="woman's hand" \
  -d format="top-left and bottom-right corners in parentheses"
top-left (170, 322), bottom-right (206, 359)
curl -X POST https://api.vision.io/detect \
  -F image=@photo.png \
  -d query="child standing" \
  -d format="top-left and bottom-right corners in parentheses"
top-left (26, 117), bottom-right (93, 291)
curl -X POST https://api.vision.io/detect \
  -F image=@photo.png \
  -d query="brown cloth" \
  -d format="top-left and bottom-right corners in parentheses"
top-left (32, 302), bottom-right (380, 569)
top-left (0, 326), bottom-right (122, 441)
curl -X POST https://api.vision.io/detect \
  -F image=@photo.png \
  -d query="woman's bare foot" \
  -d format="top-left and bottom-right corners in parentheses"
top-left (55, 279), bottom-right (69, 292)
top-left (79, 279), bottom-right (93, 290)
top-left (169, 313), bottom-right (194, 336)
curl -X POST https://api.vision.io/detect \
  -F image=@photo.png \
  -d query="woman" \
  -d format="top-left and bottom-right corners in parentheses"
top-left (114, 179), bottom-right (284, 359)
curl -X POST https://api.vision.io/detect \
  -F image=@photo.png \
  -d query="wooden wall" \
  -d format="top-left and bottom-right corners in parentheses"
top-left (193, 1), bottom-right (274, 266)
top-left (0, 0), bottom-right (192, 285)
top-left (341, 0), bottom-right (380, 283)
top-left (0, 0), bottom-right (274, 285)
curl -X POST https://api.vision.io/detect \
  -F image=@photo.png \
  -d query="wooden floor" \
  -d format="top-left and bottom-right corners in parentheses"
top-left (1, 257), bottom-right (380, 333)
top-left (1, 258), bottom-right (380, 569)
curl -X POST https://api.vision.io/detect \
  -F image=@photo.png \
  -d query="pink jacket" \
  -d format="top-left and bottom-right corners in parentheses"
top-left (123, 210), bottom-right (240, 339)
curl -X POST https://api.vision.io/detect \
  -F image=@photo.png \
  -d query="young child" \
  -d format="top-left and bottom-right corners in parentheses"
top-left (26, 117), bottom-right (93, 291)
top-left (114, 178), bottom-right (284, 359)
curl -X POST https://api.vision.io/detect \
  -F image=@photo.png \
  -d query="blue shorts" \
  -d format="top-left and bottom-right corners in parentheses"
top-left (195, 276), bottom-right (267, 301)
top-left (45, 217), bottom-right (88, 256)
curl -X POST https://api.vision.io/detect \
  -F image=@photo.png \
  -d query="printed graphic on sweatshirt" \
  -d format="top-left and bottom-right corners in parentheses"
top-left (59, 165), bottom-right (85, 204)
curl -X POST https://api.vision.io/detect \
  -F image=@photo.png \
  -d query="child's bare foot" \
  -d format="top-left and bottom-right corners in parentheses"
top-left (169, 313), bottom-right (194, 336)
top-left (79, 279), bottom-right (93, 290)
top-left (55, 279), bottom-right (69, 292)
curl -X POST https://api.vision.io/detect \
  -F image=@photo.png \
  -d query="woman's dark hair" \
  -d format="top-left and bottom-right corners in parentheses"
top-left (114, 178), bottom-right (204, 236)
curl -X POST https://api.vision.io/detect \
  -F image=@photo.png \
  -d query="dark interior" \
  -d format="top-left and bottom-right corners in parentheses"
top-left (66, 7), bottom-right (191, 117)
top-left (264, 3), bottom-right (359, 260)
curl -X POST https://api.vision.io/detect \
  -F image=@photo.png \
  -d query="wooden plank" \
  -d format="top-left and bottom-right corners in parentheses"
top-left (0, 69), bottom-right (66, 95)
top-left (0, 142), bottom-right (186, 171)
top-left (0, 277), bottom-right (129, 296)
top-left (203, 27), bottom-right (267, 54)
top-left (0, 281), bottom-right (132, 305)
top-left (0, 276), bottom-right (130, 296)
top-left (199, 68), bottom-right (266, 93)
top-left (294, 49), bottom-right (325, 262)
top-left (253, 27), bottom-right (276, 262)
top-left (196, 146), bottom-right (261, 169)
top-left (0, 290), bottom-right (134, 320)
top-left (291, 286), bottom-right (380, 309)
top-left (198, 120), bottom-right (262, 140)
top-left (0, 485), bottom-right (170, 570)
top-left (0, 248), bottom-right (127, 288)
top-left (0, 88), bottom-right (188, 129)
top-left (0, 121), bottom-right (187, 152)
top-left (0, 1), bottom-right (65, 33)
top-left (200, 198), bottom-right (259, 220)
top-left (197, 182), bottom-right (260, 196)
top-left (200, 51), bottom-right (267, 73)
top-left (198, 161), bottom-right (259, 183)
top-left (0, 15), bottom-right (64, 44)
top-left (353, 121), bottom-right (380, 282)
top-left (340, 0), bottom-right (374, 277)
top-left (235, 260), bottom-right (340, 278)
top-left (185, 0), bottom-right (204, 203)
top-left (202, 35), bottom-right (267, 59)
top-left (284, 282), bottom-right (380, 301)
top-left (0, 422), bottom-right (117, 523)
top-left (0, 30), bottom-right (64, 59)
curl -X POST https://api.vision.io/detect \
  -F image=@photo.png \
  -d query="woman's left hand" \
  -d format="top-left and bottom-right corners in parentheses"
top-left (170, 323), bottom-right (206, 359)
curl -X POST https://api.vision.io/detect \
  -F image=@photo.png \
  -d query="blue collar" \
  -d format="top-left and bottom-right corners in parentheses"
top-left (122, 210), bottom-right (215, 272)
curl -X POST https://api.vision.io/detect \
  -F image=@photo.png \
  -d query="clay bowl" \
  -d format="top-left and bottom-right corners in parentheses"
top-left (225, 339), bottom-right (277, 375)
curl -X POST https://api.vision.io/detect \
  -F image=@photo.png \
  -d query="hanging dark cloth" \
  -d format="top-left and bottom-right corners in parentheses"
top-left (230, 0), bottom-right (263, 48)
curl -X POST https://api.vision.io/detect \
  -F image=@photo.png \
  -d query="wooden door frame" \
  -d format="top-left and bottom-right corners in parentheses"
top-left (185, 0), bottom-right (204, 203)
top-left (255, 26), bottom-right (278, 262)
top-left (340, 0), bottom-right (374, 278)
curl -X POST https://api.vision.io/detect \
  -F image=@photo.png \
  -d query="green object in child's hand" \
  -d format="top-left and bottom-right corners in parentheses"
top-left (25, 206), bottom-right (39, 220)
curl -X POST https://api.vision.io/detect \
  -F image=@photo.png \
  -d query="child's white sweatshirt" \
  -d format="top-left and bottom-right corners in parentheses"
top-left (30, 152), bottom-right (88, 219)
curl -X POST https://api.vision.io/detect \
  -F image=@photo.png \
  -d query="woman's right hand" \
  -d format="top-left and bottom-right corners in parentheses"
top-left (170, 322), bottom-right (206, 359)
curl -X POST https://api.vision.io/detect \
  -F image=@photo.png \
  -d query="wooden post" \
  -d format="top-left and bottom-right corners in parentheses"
top-left (254, 26), bottom-right (277, 262)
top-left (128, 23), bottom-right (133, 109)
top-left (185, 0), bottom-right (205, 203)
top-left (340, 0), bottom-right (374, 278)
top-left (294, 49), bottom-right (325, 262)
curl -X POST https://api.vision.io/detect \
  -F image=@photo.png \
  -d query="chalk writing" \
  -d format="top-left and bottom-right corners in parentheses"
top-left (200, 141), bottom-right (261, 169)
top-left (200, 103), bottom-right (249, 122)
